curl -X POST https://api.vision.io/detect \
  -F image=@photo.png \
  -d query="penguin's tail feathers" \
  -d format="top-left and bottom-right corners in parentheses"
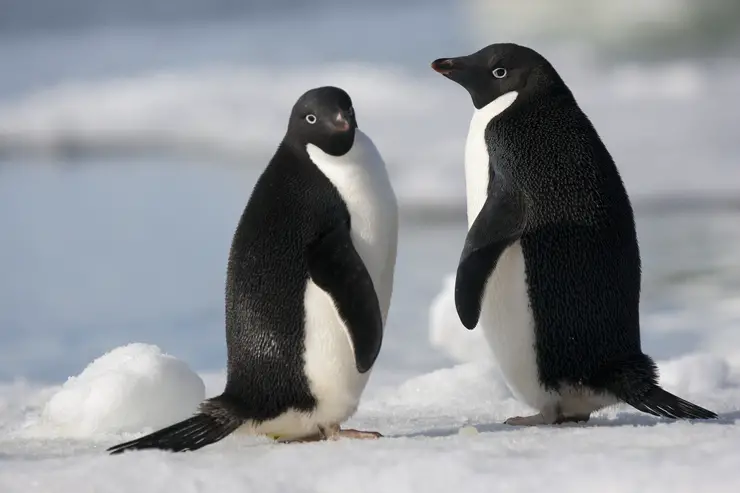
top-left (624, 384), bottom-right (719, 420)
top-left (107, 395), bottom-right (245, 454)
top-left (591, 353), bottom-right (718, 420)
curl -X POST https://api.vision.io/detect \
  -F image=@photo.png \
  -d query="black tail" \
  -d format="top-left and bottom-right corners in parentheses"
top-left (107, 397), bottom-right (244, 454)
top-left (590, 353), bottom-right (718, 420)
top-left (624, 384), bottom-right (718, 420)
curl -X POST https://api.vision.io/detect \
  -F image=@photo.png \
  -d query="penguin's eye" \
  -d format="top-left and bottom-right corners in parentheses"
top-left (305, 114), bottom-right (317, 124)
top-left (492, 68), bottom-right (507, 79)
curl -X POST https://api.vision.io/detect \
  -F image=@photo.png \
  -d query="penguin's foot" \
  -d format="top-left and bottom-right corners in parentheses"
top-left (554, 414), bottom-right (590, 425)
top-left (271, 426), bottom-right (382, 443)
top-left (335, 428), bottom-right (383, 440)
top-left (504, 413), bottom-right (591, 426)
top-left (271, 432), bottom-right (326, 444)
top-left (320, 424), bottom-right (382, 440)
top-left (504, 414), bottom-right (548, 426)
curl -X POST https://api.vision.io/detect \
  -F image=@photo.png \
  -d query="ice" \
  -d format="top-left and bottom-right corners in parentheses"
top-left (1, 58), bottom-right (740, 208)
top-left (28, 343), bottom-right (205, 438)
top-left (428, 274), bottom-right (489, 364)
top-left (464, 0), bottom-right (740, 50)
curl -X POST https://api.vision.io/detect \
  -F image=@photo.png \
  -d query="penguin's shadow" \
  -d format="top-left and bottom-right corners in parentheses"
top-left (396, 410), bottom-right (739, 439)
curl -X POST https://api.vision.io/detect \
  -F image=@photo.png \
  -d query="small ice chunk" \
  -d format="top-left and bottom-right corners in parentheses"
top-left (458, 425), bottom-right (479, 437)
top-left (38, 343), bottom-right (205, 437)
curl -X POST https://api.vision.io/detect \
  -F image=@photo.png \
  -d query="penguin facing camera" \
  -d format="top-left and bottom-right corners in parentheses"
top-left (108, 86), bottom-right (399, 453)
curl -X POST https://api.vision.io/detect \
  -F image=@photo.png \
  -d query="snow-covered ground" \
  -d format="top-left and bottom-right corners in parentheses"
top-left (1, 279), bottom-right (739, 492)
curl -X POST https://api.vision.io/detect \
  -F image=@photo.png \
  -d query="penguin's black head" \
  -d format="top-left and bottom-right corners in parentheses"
top-left (431, 43), bottom-right (560, 109)
top-left (286, 86), bottom-right (357, 156)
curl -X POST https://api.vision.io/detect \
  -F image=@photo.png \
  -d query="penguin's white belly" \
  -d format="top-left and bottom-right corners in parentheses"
top-left (479, 241), bottom-right (556, 410)
top-left (248, 281), bottom-right (370, 439)
top-left (303, 280), bottom-right (372, 421)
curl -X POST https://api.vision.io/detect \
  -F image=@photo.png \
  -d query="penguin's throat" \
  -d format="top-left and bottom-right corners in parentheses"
top-left (464, 91), bottom-right (519, 225)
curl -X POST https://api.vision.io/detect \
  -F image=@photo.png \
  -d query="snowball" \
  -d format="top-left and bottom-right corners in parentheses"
top-left (37, 343), bottom-right (205, 437)
top-left (428, 274), bottom-right (491, 364)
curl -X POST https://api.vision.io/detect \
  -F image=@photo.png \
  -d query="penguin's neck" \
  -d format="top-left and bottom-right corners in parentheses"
top-left (305, 129), bottom-right (397, 296)
top-left (464, 91), bottom-right (519, 229)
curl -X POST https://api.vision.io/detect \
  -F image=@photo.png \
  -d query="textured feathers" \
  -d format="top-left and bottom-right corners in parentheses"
top-left (588, 353), bottom-right (718, 420)
top-left (107, 398), bottom-right (244, 454)
top-left (442, 43), bottom-right (717, 421)
top-left (306, 224), bottom-right (384, 373)
top-left (455, 172), bottom-right (526, 330)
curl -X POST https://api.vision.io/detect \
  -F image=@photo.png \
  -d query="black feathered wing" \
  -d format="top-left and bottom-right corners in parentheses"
top-left (455, 174), bottom-right (527, 330)
top-left (306, 224), bottom-right (384, 374)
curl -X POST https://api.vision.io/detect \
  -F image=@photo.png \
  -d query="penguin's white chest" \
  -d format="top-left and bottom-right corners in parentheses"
top-left (299, 129), bottom-right (398, 426)
top-left (464, 92), bottom-right (555, 410)
top-left (478, 243), bottom-right (554, 409)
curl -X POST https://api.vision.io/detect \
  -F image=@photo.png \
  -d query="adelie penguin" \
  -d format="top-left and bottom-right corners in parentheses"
top-left (431, 43), bottom-right (717, 425)
top-left (107, 86), bottom-right (399, 453)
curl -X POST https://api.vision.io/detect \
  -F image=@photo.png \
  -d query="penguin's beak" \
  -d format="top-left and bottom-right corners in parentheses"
top-left (332, 108), bottom-right (355, 132)
top-left (431, 57), bottom-right (463, 76)
top-left (334, 112), bottom-right (350, 131)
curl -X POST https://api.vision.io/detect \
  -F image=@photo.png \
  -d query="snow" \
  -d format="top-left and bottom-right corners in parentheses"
top-left (0, 290), bottom-right (739, 492)
top-left (28, 343), bottom-right (205, 438)
top-left (1, 355), bottom-right (739, 492)
top-left (427, 272), bottom-right (740, 409)
top-left (428, 274), bottom-right (489, 363)
top-left (2, 204), bottom-right (739, 492)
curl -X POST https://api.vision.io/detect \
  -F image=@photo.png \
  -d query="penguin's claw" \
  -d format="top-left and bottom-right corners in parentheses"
top-left (554, 414), bottom-right (590, 425)
top-left (272, 432), bottom-right (325, 444)
top-left (505, 413), bottom-right (590, 426)
top-left (504, 414), bottom-right (548, 426)
top-left (268, 426), bottom-right (382, 443)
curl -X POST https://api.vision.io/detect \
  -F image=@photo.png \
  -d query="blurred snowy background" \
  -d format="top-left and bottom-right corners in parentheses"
top-left (1, 1), bottom-right (740, 491)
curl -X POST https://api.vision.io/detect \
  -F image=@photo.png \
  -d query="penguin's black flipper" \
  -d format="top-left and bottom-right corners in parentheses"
top-left (107, 397), bottom-right (244, 454)
top-left (455, 175), bottom-right (527, 330)
top-left (590, 353), bottom-right (718, 420)
top-left (306, 223), bottom-right (384, 374)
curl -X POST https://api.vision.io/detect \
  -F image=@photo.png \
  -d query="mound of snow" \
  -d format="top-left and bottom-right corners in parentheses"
top-left (36, 343), bottom-right (205, 437)
top-left (657, 353), bottom-right (734, 396)
top-left (384, 362), bottom-right (512, 410)
top-left (363, 361), bottom-right (520, 434)
top-left (429, 274), bottom-right (490, 364)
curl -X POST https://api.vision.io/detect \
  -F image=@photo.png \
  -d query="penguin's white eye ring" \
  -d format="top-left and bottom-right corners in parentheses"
top-left (492, 68), bottom-right (507, 79)
top-left (305, 114), bottom-right (317, 124)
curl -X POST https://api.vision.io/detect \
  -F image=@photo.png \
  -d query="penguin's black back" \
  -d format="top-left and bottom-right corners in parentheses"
top-left (223, 143), bottom-right (349, 421)
top-left (488, 86), bottom-right (643, 391)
